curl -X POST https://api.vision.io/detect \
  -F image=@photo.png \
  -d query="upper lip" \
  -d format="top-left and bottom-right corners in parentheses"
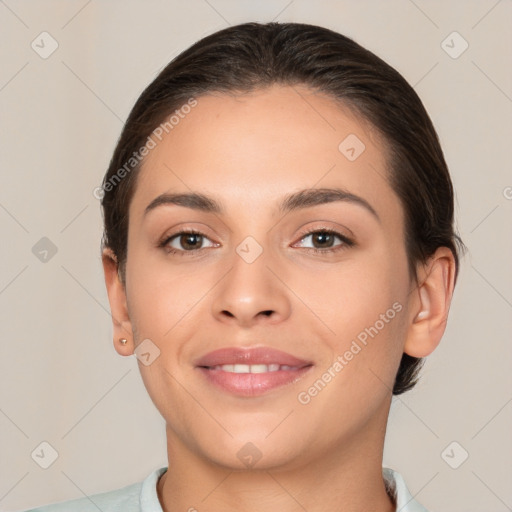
top-left (195, 347), bottom-right (312, 368)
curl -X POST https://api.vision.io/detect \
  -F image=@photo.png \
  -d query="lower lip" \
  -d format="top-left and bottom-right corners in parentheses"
top-left (197, 366), bottom-right (312, 397)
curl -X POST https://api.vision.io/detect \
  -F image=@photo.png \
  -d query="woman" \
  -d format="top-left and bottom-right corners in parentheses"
top-left (28, 21), bottom-right (463, 512)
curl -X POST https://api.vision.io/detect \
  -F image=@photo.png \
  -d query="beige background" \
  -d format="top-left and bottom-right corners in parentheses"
top-left (1, 1), bottom-right (511, 511)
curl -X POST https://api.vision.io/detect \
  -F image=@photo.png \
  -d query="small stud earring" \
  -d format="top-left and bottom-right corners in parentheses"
top-left (119, 338), bottom-right (128, 345)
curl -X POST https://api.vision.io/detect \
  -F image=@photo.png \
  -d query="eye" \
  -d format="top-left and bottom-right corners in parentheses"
top-left (294, 229), bottom-right (354, 252)
top-left (160, 230), bottom-right (217, 254)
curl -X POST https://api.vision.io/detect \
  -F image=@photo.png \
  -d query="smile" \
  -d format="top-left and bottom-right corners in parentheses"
top-left (209, 364), bottom-right (301, 373)
top-left (196, 347), bottom-right (313, 396)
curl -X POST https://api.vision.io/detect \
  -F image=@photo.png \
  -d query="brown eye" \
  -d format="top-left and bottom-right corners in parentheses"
top-left (179, 233), bottom-right (203, 250)
top-left (294, 229), bottom-right (355, 253)
top-left (311, 232), bottom-right (336, 248)
top-left (162, 231), bottom-right (217, 253)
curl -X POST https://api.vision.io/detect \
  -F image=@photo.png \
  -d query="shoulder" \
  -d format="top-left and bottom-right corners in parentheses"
top-left (24, 482), bottom-right (141, 512)
top-left (24, 467), bottom-right (167, 512)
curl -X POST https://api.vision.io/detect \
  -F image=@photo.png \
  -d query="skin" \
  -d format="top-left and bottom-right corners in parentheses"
top-left (103, 85), bottom-right (456, 512)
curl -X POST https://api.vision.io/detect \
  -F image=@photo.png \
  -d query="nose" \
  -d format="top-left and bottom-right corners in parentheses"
top-left (211, 247), bottom-right (292, 328)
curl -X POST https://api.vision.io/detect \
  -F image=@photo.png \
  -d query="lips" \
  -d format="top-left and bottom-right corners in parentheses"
top-left (195, 347), bottom-right (313, 397)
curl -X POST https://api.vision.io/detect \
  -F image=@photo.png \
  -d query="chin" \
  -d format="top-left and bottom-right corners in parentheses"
top-left (185, 423), bottom-right (314, 473)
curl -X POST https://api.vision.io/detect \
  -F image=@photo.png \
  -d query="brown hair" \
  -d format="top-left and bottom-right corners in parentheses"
top-left (101, 22), bottom-right (464, 394)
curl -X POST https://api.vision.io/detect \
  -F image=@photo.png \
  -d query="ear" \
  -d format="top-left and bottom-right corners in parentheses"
top-left (404, 247), bottom-right (457, 358)
top-left (102, 248), bottom-right (134, 356)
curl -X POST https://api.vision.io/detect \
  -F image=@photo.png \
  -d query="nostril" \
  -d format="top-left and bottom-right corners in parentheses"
top-left (219, 309), bottom-right (275, 320)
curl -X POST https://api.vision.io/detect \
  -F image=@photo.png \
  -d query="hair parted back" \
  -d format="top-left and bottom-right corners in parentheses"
top-left (101, 22), bottom-right (464, 395)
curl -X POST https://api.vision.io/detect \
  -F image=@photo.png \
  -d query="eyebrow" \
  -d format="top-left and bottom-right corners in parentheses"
top-left (145, 191), bottom-right (221, 215)
top-left (144, 187), bottom-right (380, 222)
top-left (279, 188), bottom-right (379, 221)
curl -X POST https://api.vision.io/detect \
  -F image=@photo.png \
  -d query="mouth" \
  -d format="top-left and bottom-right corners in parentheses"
top-left (208, 363), bottom-right (301, 373)
top-left (195, 347), bottom-right (313, 397)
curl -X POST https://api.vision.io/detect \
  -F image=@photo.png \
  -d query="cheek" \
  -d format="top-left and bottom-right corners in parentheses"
top-left (125, 244), bottom-right (205, 340)
top-left (293, 247), bottom-right (407, 337)
top-left (124, 251), bottom-right (201, 425)
top-left (293, 273), bottom-right (407, 438)
top-left (297, 245), bottom-right (409, 393)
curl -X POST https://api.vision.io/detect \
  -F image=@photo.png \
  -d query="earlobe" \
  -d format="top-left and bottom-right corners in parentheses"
top-left (102, 248), bottom-right (134, 356)
top-left (404, 248), bottom-right (456, 358)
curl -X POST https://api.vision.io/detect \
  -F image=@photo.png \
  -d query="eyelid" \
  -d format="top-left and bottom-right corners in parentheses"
top-left (158, 227), bottom-right (219, 254)
top-left (293, 224), bottom-right (355, 247)
top-left (158, 222), bottom-right (215, 244)
top-left (158, 224), bottom-right (355, 256)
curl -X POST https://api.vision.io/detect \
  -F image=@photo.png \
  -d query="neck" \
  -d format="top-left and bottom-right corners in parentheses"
top-left (157, 410), bottom-right (395, 512)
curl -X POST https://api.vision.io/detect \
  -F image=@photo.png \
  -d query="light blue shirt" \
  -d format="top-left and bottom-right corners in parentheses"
top-left (26, 467), bottom-right (428, 511)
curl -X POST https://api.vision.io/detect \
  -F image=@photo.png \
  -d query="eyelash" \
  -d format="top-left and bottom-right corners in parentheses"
top-left (294, 228), bottom-right (355, 254)
top-left (159, 228), bottom-right (355, 256)
top-left (159, 228), bottom-right (218, 257)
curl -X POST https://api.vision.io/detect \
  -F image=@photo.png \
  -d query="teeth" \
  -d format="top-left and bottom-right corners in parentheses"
top-left (212, 364), bottom-right (296, 373)
top-left (249, 364), bottom-right (268, 374)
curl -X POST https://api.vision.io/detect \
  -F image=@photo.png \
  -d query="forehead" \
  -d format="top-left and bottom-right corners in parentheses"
top-left (131, 85), bottom-right (401, 224)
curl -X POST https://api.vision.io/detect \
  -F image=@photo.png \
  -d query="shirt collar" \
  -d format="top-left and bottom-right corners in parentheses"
top-left (383, 467), bottom-right (429, 512)
top-left (142, 466), bottom-right (428, 512)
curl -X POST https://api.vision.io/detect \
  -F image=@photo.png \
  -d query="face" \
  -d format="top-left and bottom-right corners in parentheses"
top-left (120, 85), bottom-right (415, 470)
